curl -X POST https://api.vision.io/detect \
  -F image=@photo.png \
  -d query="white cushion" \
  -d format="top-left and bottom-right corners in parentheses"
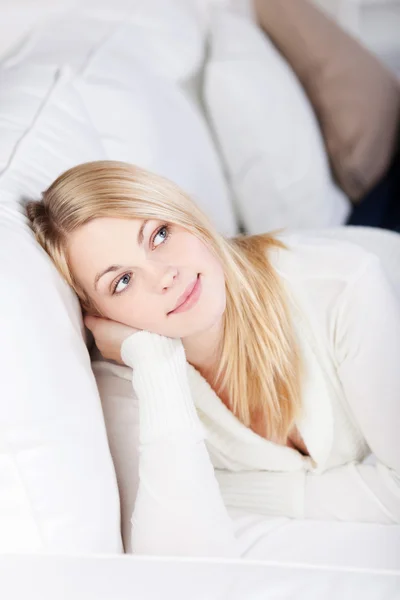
top-left (1, 550), bottom-right (399, 600)
top-left (90, 358), bottom-right (139, 553)
top-left (0, 64), bottom-right (101, 205)
top-left (0, 0), bottom-right (75, 62)
top-left (4, 4), bottom-right (238, 237)
top-left (203, 10), bottom-right (351, 234)
top-left (0, 64), bottom-right (122, 552)
top-left (75, 70), bottom-right (238, 237)
top-left (3, 0), bottom-right (204, 89)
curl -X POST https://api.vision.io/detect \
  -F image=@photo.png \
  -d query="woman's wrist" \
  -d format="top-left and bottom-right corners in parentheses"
top-left (121, 331), bottom-right (185, 368)
top-left (121, 331), bottom-right (204, 444)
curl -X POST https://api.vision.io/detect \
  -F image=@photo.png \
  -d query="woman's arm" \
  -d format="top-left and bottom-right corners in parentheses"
top-left (215, 255), bottom-right (400, 524)
top-left (335, 254), bottom-right (400, 473)
top-left (326, 253), bottom-right (400, 522)
top-left (120, 331), bottom-right (241, 557)
top-left (215, 459), bottom-right (400, 523)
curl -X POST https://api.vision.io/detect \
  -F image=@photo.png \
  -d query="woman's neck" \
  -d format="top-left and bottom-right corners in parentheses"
top-left (182, 317), bottom-right (224, 377)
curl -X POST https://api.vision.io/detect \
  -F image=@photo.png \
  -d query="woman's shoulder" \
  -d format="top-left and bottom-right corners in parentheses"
top-left (268, 230), bottom-right (377, 287)
top-left (265, 231), bottom-right (382, 341)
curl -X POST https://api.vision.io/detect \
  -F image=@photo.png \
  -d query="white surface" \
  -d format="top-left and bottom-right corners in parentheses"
top-left (229, 508), bottom-right (400, 570)
top-left (0, 552), bottom-right (399, 600)
top-left (203, 10), bottom-right (350, 234)
top-left (0, 64), bottom-right (122, 553)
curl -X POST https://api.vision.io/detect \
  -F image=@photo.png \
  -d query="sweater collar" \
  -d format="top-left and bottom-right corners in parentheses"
top-left (292, 316), bottom-right (334, 470)
top-left (185, 306), bottom-right (334, 472)
top-left (186, 362), bottom-right (309, 471)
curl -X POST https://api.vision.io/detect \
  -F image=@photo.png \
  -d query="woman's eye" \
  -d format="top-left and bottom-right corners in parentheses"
top-left (152, 225), bottom-right (169, 248)
top-left (113, 273), bottom-right (131, 295)
top-left (111, 225), bottom-right (169, 295)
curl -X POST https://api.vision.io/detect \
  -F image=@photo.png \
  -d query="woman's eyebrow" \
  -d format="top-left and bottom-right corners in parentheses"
top-left (93, 219), bottom-right (149, 291)
top-left (94, 265), bottom-right (122, 291)
top-left (137, 218), bottom-right (149, 247)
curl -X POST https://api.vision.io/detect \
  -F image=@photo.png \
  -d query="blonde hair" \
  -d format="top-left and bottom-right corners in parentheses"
top-left (26, 160), bottom-right (302, 443)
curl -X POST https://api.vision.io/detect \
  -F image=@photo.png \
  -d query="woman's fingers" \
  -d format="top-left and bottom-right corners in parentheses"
top-left (83, 315), bottom-right (140, 364)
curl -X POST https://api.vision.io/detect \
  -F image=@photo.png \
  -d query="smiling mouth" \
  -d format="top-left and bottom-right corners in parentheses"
top-left (167, 274), bottom-right (201, 315)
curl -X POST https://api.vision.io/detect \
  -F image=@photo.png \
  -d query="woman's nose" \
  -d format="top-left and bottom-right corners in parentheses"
top-left (160, 267), bottom-right (178, 292)
top-left (145, 264), bottom-right (178, 292)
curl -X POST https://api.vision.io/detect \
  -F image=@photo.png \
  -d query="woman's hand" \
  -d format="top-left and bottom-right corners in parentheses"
top-left (84, 315), bottom-right (140, 365)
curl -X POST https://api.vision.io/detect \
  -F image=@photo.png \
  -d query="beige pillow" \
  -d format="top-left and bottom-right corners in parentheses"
top-left (253, 0), bottom-right (400, 201)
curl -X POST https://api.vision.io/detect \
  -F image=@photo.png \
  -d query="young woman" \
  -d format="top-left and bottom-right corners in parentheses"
top-left (26, 160), bottom-right (400, 557)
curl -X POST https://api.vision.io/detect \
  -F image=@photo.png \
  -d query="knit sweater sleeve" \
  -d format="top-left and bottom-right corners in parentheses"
top-left (315, 253), bottom-right (400, 523)
top-left (120, 331), bottom-right (241, 557)
top-left (216, 255), bottom-right (400, 524)
top-left (299, 254), bottom-right (400, 523)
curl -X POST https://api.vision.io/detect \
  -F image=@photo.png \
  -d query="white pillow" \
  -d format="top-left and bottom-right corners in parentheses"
top-left (90, 354), bottom-right (140, 554)
top-left (4, 3), bottom-right (238, 237)
top-left (203, 10), bottom-right (351, 234)
top-left (3, 0), bottom-right (204, 89)
top-left (74, 68), bottom-right (238, 237)
top-left (0, 64), bottom-right (122, 553)
top-left (0, 0), bottom-right (75, 62)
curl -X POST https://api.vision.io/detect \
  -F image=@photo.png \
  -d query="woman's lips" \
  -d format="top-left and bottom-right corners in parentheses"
top-left (168, 274), bottom-right (201, 315)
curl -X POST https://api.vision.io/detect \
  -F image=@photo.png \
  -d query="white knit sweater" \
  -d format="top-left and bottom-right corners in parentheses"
top-left (118, 233), bottom-right (400, 557)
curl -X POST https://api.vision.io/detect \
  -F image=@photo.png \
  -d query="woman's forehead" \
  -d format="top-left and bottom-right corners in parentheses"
top-left (67, 218), bottom-right (144, 269)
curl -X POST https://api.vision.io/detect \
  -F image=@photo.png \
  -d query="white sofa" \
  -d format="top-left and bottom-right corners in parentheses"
top-left (0, 1), bottom-right (399, 598)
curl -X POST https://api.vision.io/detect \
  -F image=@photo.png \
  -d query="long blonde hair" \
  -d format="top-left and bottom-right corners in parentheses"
top-left (26, 160), bottom-right (302, 442)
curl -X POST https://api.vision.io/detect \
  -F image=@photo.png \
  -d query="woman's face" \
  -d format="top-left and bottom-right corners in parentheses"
top-left (67, 217), bottom-right (227, 339)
